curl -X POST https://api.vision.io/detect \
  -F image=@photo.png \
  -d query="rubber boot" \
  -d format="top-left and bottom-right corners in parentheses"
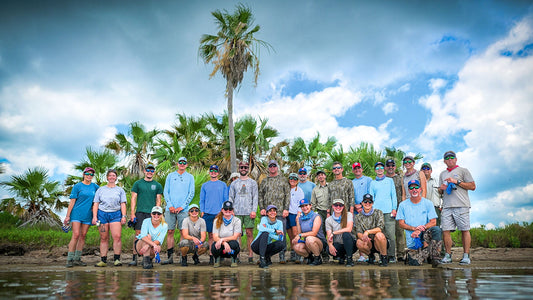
top-left (380, 254), bottom-right (389, 267)
top-left (192, 254), bottom-right (200, 265)
top-left (143, 256), bottom-right (153, 269)
top-left (181, 256), bottom-right (188, 267)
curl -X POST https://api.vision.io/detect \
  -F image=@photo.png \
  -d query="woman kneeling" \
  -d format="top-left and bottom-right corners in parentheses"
top-left (251, 205), bottom-right (285, 268)
top-left (292, 199), bottom-right (326, 265)
top-left (326, 199), bottom-right (356, 267)
top-left (211, 201), bottom-right (242, 267)
top-left (135, 206), bottom-right (168, 269)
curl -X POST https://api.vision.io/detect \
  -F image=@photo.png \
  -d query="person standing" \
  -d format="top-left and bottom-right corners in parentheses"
top-left (64, 167), bottom-right (99, 267)
top-left (351, 162), bottom-right (372, 214)
top-left (128, 163), bottom-right (163, 266)
top-left (397, 180), bottom-right (442, 266)
top-left (92, 169), bottom-right (127, 267)
top-left (162, 157), bottom-right (195, 265)
top-left (258, 160), bottom-right (290, 263)
top-left (200, 164), bottom-right (228, 265)
top-left (369, 162), bottom-right (397, 263)
top-left (421, 163), bottom-right (442, 226)
top-left (297, 167), bottom-right (316, 209)
top-left (311, 170), bottom-right (330, 244)
top-left (438, 151), bottom-right (476, 265)
top-left (229, 161), bottom-right (258, 264)
top-left (402, 156), bottom-right (427, 200)
top-left (385, 158), bottom-right (406, 261)
top-left (328, 162), bottom-right (355, 213)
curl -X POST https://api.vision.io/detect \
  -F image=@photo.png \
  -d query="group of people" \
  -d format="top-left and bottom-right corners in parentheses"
top-left (64, 150), bottom-right (475, 269)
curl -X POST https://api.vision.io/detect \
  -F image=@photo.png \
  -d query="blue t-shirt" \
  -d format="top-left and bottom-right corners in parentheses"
top-left (298, 181), bottom-right (316, 204)
top-left (396, 197), bottom-right (437, 249)
top-left (252, 216), bottom-right (284, 244)
top-left (137, 218), bottom-right (168, 245)
top-left (352, 176), bottom-right (372, 205)
top-left (69, 182), bottom-right (99, 223)
top-left (200, 180), bottom-right (228, 214)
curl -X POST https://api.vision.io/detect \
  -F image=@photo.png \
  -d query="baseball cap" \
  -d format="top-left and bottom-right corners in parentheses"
top-left (222, 201), bottom-right (233, 210)
top-left (209, 164), bottom-right (219, 171)
top-left (151, 206), bottom-right (163, 214)
top-left (332, 199), bottom-right (345, 205)
top-left (230, 172), bottom-right (239, 179)
top-left (316, 170), bottom-right (326, 176)
top-left (299, 198), bottom-right (310, 206)
top-left (268, 160), bottom-right (278, 167)
top-left (352, 162), bottom-right (362, 169)
top-left (443, 151), bottom-right (456, 159)
top-left (421, 163), bottom-right (432, 170)
top-left (385, 159), bottom-right (395, 166)
top-left (266, 204), bottom-right (278, 211)
top-left (298, 167), bottom-right (307, 174)
top-left (239, 161), bottom-right (249, 166)
top-left (83, 167), bottom-right (95, 173)
top-left (374, 162), bottom-right (385, 168)
top-left (408, 179), bottom-right (420, 187)
top-left (189, 204), bottom-right (199, 211)
top-left (362, 194), bottom-right (373, 202)
top-left (289, 173), bottom-right (298, 180)
top-left (403, 156), bottom-right (415, 162)
top-left (146, 163), bottom-right (155, 170)
top-left (178, 157), bottom-right (187, 163)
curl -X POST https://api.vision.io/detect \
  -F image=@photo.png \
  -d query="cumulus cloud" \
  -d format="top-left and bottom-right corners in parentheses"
top-left (471, 183), bottom-right (533, 225)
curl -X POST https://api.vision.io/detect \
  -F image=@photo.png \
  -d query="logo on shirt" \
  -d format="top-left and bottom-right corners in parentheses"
top-left (151, 185), bottom-right (156, 191)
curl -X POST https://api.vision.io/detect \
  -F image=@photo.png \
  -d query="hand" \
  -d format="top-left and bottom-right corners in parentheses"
top-left (64, 216), bottom-right (70, 226)
top-left (250, 211), bottom-right (256, 219)
top-left (329, 244), bottom-right (337, 256)
top-left (355, 204), bottom-right (363, 213)
top-left (260, 209), bottom-right (266, 216)
top-left (153, 245), bottom-right (161, 254)
top-left (92, 217), bottom-right (98, 225)
top-left (411, 230), bottom-right (421, 238)
top-left (275, 230), bottom-right (283, 235)
top-left (328, 235), bottom-right (333, 243)
top-left (193, 238), bottom-right (201, 246)
top-left (176, 207), bottom-right (183, 214)
top-left (416, 225), bottom-right (426, 231)
top-left (120, 216), bottom-right (126, 225)
top-left (201, 212), bottom-right (204, 217)
top-left (215, 240), bottom-right (223, 249)
top-left (391, 210), bottom-right (397, 218)
top-left (169, 207), bottom-right (176, 214)
top-left (223, 242), bottom-right (231, 253)
top-left (282, 210), bottom-right (289, 218)
top-left (445, 177), bottom-right (457, 184)
top-left (130, 214), bottom-right (136, 222)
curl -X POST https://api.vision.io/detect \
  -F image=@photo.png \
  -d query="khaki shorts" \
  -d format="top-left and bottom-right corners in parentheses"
top-left (441, 207), bottom-right (470, 231)
top-left (236, 215), bottom-right (255, 229)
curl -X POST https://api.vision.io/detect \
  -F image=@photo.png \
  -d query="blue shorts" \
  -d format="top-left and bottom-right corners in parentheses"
top-left (97, 210), bottom-right (122, 224)
top-left (203, 213), bottom-right (217, 233)
top-left (287, 213), bottom-right (297, 229)
top-left (70, 219), bottom-right (92, 225)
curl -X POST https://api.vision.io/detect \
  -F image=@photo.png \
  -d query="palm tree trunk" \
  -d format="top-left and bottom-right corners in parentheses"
top-left (227, 85), bottom-right (237, 173)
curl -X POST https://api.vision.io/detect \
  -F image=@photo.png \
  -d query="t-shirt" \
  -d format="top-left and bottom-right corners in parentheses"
top-left (212, 216), bottom-right (242, 238)
top-left (352, 176), bottom-right (372, 205)
top-left (69, 182), bottom-right (99, 222)
top-left (136, 218), bottom-right (168, 245)
top-left (298, 181), bottom-right (316, 204)
top-left (325, 212), bottom-right (354, 244)
top-left (93, 185), bottom-right (127, 212)
top-left (403, 171), bottom-right (421, 200)
top-left (354, 209), bottom-right (384, 236)
top-left (439, 166), bottom-right (474, 208)
top-left (396, 197), bottom-right (437, 249)
top-left (181, 217), bottom-right (207, 239)
top-left (229, 178), bottom-right (258, 215)
top-left (289, 186), bottom-right (305, 214)
top-left (132, 179), bottom-right (163, 213)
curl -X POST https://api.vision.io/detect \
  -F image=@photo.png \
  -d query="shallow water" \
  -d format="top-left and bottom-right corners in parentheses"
top-left (0, 268), bottom-right (532, 299)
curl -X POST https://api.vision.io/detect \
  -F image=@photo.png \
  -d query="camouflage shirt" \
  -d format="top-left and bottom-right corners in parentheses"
top-left (353, 209), bottom-right (385, 237)
top-left (328, 177), bottom-right (355, 209)
top-left (259, 175), bottom-right (290, 216)
top-left (389, 174), bottom-right (404, 205)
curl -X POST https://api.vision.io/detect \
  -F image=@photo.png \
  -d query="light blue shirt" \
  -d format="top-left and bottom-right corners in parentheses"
top-left (298, 181), bottom-right (316, 204)
top-left (396, 197), bottom-right (437, 249)
top-left (136, 218), bottom-right (168, 245)
top-left (352, 176), bottom-right (372, 204)
top-left (369, 177), bottom-right (397, 214)
top-left (164, 171), bottom-right (195, 211)
top-left (200, 180), bottom-right (228, 214)
top-left (252, 216), bottom-right (284, 244)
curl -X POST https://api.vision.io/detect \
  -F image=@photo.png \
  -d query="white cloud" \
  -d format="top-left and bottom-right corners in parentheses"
top-left (382, 102), bottom-right (398, 115)
top-left (471, 183), bottom-right (533, 224)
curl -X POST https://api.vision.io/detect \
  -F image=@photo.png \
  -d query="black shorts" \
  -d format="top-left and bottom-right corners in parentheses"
top-left (134, 212), bottom-right (152, 231)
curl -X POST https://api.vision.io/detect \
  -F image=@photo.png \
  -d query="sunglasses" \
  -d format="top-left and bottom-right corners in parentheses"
top-left (386, 164), bottom-right (395, 167)
top-left (146, 169), bottom-right (155, 173)
top-left (353, 166), bottom-right (362, 169)
top-left (152, 212), bottom-right (162, 216)
top-left (223, 208), bottom-right (233, 211)
top-left (268, 164), bottom-right (277, 168)
top-left (362, 200), bottom-right (373, 204)
top-left (444, 156), bottom-right (455, 160)
top-left (289, 177), bottom-right (298, 180)
top-left (332, 166), bottom-right (342, 170)
top-left (333, 203), bottom-right (344, 207)
top-left (178, 161), bottom-right (187, 165)
top-left (298, 172), bottom-right (306, 175)
top-left (421, 167), bottom-right (431, 170)
top-left (403, 160), bottom-right (414, 164)
top-left (239, 166), bottom-right (249, 169)
top-left (409, 186), bottom-right (420, 190)
top-left (189, 208), bottom-right (199, 212)
top-left (84, 172), bottom-right (94, 176)
top-left (375, 166), bottom-right (384, 170)
top-left (209, 169), bottom-right (219, 173)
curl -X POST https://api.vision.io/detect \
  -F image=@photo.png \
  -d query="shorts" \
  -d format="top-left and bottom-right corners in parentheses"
top-left (287, 213), bottom-right (297, 229)
top-left (203, 213), bottom-right (217, 233)
top-left (178, 239), bottom-right (209, 253)
top-left (441, 207), bottom-right (470, 231)
top-left (97, 210), bottom-right (122, 224)
top-left (134, 212), bottom-right (152, 231)
top-left (236, 215), bottom-right (255, 229)
top-left (165, 209), bottom-right (188, 230)
top-left (70, 219), bottom-right (92, 225)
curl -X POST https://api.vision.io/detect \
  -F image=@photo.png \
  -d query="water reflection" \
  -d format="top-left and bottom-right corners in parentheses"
top-left (0, 268), bottom-right (532, 299)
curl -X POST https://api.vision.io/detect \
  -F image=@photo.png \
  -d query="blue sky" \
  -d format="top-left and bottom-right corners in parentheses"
top-left (1, 0), bottom-right (532, 228)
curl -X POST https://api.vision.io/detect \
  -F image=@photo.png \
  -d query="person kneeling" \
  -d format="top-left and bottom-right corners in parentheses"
top-left (178, 204), bottom-right (209, 266)
top-left (355, 194), bottom-right (389, 267)
top-left (251, 205), bottom-right (285, 268)
top-left (135, 206), bottom-right (168, 269)
top-left (292, 199), bottom-right (326, 266)
top-left (326, 199), bottom-right (357, 267)
top-left (211, 201), bottom-right (242, 268)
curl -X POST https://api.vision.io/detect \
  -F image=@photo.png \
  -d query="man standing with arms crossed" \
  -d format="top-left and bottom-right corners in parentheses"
top-left (259, 159), bottom-right (290, 263)
top-left (128, 163), bottom-right (163, 266)
top-left (162, 157), bottom-right (195, 265)
top-left (200, 164), bottom-right (228, 265)
top-left (385, 158), bottom-right (406, 262)
top-left (229, 161), bottom-right (258, 264)
top-left (438, 151), bottom-right (476, 265)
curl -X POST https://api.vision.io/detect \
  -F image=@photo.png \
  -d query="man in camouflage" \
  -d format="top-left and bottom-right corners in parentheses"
top-left (259, 159), bottom-right (290, 263)
top-left (328, 162), bottom-right (355, 213)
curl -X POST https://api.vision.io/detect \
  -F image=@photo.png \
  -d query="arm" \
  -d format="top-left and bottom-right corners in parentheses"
top-left (199, 184), bottom-right (206, 213)
top-left (130, 192), bottom-right (138, 222)
top-left (186, 175), bottom-right (195, 206)
top-left (282, 180), bottom-right (290, 218)
top-left (64, 198), bottom-right (76, 225)
top-left (390, 180), bottom-right (397, 217)
top-left (258, 181), bottom-right (266, 215)
top-left (333, 219), bottom-right (354, 235)
top-left (120, 202), bottom-right (127, 225)
top-left (346, 180), bottom-right (355, 213)
top-left (419, 171), bottom-right (427, 198)
top-left (251, 181), bottom-right (258, 218)
top-left (164, 175), bottom-right (172, 208)
top-left (156, 193), bottom-right (161, 207)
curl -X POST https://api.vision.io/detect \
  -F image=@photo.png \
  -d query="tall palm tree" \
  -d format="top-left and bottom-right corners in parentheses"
top-left (0, 167), bottom-right (66, 228)
top-left (199, 3), bottom-right (272, 173)
top-left (105, 121), bottom-right (159, 178)
top-left (284, 133), bottom-right (337, 174)
top-left (384, 146), bottom-right (423, 176)
top-left (345, 142), bottom-right (386, 178)
top-left (68, 146), bottom-right (119, 187)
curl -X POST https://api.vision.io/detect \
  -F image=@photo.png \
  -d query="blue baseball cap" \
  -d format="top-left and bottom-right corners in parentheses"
top-left (209, 164), bottom-right (219, 171)
top-left (374, 162), bottom-right (385, 168)
top-left (299, 198), bottom-right (310, 207)
top-left (408, 179), bottom-right (420, 187)
top-left (298, 167), bottom-right (307, 174)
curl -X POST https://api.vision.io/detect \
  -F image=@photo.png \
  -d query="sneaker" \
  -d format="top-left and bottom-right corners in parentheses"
top-left (66, 260), bottom-right (74, 268)
top-left (279, 252), bottom-right (286, 264)
top-left (388, 256), bottom-right (397, 264)
top-left (95, 261), bottom-right (107, 267)
top-left (459, 254), bottom-right (471, 265)
top-left (128, 260), bottom-right (137, 267)
top-left (441, 253), bottom-right (452, 264)
top-left (181, 256), bottom-right (188, 267)
top-left (311, 255), bottom-right (323, 266)
top-left (73, 259), bottom-right (87, 267)
top-left (113, 260), bottom-right (122, 267)
top-left (357, 256), bottom-right (367, 263)
top-left (214, 257), bottom-right (221, 268)
top-left (231, 257), bottom-right (238, 267)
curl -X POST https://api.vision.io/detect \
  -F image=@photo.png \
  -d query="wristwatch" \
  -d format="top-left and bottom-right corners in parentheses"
top-left (457, 180), bottom-right (462, 185)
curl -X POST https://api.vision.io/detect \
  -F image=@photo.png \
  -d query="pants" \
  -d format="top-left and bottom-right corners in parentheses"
top-left (251, 232), bottom-right (285, 258)
top-left (406, 226), bottom-right (443, 265)
top-left (211, 240), bottom-right (240, 259)
top-left (383, 213), bottom-right (396, 258)
top-left (331, 232), bottom-right (356, 258)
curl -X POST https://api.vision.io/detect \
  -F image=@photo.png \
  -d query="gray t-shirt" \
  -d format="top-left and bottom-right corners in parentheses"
top-left (325, 212), bottom-right (354, 244)
top-left (229, 178), bottom-right (258, 215)
top-left (439, 166), bottom-right (474, 208)
top-left (212, 216), bottom-right (242, 238)
top-left (181, 217), bottom-right (207, 239)
top-left (93, 185), bottom-right (127, 212)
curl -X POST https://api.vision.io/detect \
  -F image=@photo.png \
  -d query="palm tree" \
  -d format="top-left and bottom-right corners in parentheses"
top-left (105, 121), bottom-right (159, 178)
top-left (0, 167), bottom-right (66, 228)
top-left (384, 146), bottom-right (423, 175)
top-left (236, 115), bottom-right (278, 171)
top-left (345, 142), bottom-right (386, 178)
top-left (68, 146), bottom-right (119, 187)
top-left (199, 3), bottom-right (272, 173)
top-left (284, 133), bottom-right (337, 175)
